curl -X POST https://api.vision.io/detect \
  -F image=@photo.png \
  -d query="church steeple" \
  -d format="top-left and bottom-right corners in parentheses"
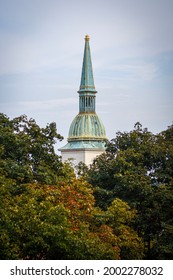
top-left (78, 35), bottom-right (97, 94)
top-left (78, 35), bottom-right (97, 113)
top-left (59, 35), bottom-right (107, 166)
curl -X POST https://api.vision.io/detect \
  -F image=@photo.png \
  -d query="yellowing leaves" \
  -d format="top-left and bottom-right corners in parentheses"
top-left (0, 174), bottom-right (144, 259)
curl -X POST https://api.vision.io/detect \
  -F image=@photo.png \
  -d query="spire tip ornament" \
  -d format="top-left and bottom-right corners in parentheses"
top-left (85, 34), bottom-right (90, 41)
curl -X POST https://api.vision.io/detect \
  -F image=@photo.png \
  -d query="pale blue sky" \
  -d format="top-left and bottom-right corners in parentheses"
top-left (0, 0), bottom-right (173, 151)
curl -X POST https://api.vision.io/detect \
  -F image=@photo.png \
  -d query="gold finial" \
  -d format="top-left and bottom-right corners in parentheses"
top-left (85, 34), bottom-right (90, 41)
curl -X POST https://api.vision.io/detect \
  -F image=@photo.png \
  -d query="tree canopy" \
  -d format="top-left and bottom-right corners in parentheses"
top-left (87, 122), bottom-right (173, 259)
top-left (0, 114), bottom-right (172, 259)
top-left (0, 114), bottom-right (144, 260)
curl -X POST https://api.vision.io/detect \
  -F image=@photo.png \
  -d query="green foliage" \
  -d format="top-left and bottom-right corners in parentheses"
top-left (0, 114), bottom-right (144, 260)
top-left (1, 114), bottom-right (171, 259)
top-left (0, 113), bottom-right (67, 184)
top-left (105, 198), bottom-right (144, 259)
top-left (0, 176), bottom-right (143, 259)
top-left (87, 123), bottom-right (173, 259)
top-left (76, 161), bottom-right (89, 178)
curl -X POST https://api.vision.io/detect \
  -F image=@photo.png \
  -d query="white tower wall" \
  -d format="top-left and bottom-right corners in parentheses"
top-left (61, 149), bottom-right (104, 166)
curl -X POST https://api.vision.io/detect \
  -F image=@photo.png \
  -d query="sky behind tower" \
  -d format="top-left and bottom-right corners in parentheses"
top-left (0, 0), bottom-right (173, 151)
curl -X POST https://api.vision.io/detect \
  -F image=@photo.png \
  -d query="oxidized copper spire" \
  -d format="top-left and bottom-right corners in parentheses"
top-left (59, 35), bottom-right (107, 155)
top-left (78, 34), bottom-right (97, 94)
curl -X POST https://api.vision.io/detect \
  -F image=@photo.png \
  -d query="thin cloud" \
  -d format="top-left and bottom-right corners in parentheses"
top-left (1, 98), bottom-right (77, 113)
top-left (0, 0), bottom-right (172, 138)
top-left (111, 62), bottom-right (158, 81)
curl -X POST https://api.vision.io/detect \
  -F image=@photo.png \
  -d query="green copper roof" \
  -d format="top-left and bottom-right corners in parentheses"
top-left (78, 35), bottom-right (97, 94)
top-left (68, 113), bottom-right (106, 141)
top-left (59, 140), bottom-right (106, 151)
top-left (60, 35), bottom-right (107, 152)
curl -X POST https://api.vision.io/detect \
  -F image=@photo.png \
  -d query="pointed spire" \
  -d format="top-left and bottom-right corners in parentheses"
top-left (78, 35), bottom-right (97, 93)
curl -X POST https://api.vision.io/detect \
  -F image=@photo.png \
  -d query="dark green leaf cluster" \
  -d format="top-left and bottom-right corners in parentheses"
top-left (1, 114), bottom-right (172, 259)
top-left (0, 114), bottom-right (144, 260)
top-left (0, 176), bottom-right (144, 260)
top-left (87, 122), bottom-right (173, 259)
top-left (0, 113), bottom-right (66, 184)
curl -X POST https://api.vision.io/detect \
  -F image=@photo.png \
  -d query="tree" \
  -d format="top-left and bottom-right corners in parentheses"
top-left (87, 123), bottom-right (173, 259)
top-left (106, 198), bottom-right (144, 259)
top-left (0, 171), bottom-right (144, 259)
top-left (0, 113), bottom-right (71, 184)
top-left (0, 177), bottom-right (119, 259)
top-left (2, 115), bottom-right (169, 259)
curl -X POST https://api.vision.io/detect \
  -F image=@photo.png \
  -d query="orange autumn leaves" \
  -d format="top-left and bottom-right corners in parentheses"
top-left (13, 178), bottom-right (143, 259)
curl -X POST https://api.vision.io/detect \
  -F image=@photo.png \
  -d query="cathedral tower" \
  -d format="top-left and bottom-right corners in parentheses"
top-left (59, 35), bottom-right (107, 165)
